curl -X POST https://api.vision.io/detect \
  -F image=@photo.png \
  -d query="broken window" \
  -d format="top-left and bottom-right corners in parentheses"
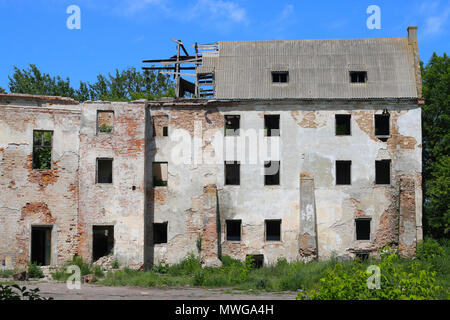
top-left (375, 160), bottom-right (391, 185)
top-left (225, 115), bottom-right (240, 136)
top-left (153, 222), bottom-right (168, 244)
top-left (31, 226), bottom-right (52, 266)
top-left (225, 161), bottom-right (240, 185)
top-left (226, 220), bottom-right (241, 241)
top-left (264, 161), bottom-right (280, 185)
top-left (272, 71), bottom-right (289, 83)
top-left (265, 220), bottom-right (281, 241)
top-left (264, 115), bottom-right (280, 136)
top-left (355, 252), bottom-right (369, 260)
top-left (335, 114), bottom-right (351, 135)
top-left (153, 162), bottom-right (168, 187)
top-left (92, 226), bottom-right (114, 261)
top-left (349, 71), bottom-right (367, 83)
top-left (336, 161), bottom-right (351, 185)
top-left (356, 219), bottom-right (371, 240)
top-left (32, 130), bottom-right (52, 170)
top-left (97, 158), bottom-right (113, 184)
top-left (246, 254), bottom-right (264, 268)
top-left (97, 111), bottom-right (114, 133)
top-left (375, 113), bottom-right (390, 137)
top-left (152, 115), bottom-right (169, 137)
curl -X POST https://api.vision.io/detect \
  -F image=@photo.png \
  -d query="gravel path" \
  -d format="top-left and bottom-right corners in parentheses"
top-left (14, 281), bottom-right (297, 300)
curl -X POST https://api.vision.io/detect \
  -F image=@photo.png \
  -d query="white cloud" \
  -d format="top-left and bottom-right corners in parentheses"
top-left (423, 7), bottom-right (450, 35)
top-left (188, 0), bottom-right (248, 24)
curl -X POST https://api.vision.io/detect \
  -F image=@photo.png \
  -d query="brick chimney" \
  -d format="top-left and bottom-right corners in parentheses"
top-left (408, 26), bottom-right (418, 45)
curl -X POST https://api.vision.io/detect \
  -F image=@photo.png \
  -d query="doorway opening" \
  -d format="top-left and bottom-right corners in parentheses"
top-left (31, 226), bottom-right (52, 266)
top-left (93, 226), bottom-right (114, 261)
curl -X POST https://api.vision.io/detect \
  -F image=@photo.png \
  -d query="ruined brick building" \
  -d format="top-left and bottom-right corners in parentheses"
top-left (0, 27), bottom-right (422, 270)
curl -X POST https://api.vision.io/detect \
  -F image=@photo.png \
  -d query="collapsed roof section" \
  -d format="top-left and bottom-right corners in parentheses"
top-left (142, 39), bottom-right (218, 98)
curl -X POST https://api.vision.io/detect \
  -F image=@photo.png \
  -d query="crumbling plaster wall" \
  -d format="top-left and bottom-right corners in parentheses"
top-left (148, 101), bottom-right (422, 265)
top-left (78, 101), bottom-right (146, 268)
top-left (0, 99), bottom-right (80, 269)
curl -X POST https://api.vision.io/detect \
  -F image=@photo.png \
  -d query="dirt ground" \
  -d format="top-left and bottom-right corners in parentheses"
top-left (14, 281), bottom-right (297, 300)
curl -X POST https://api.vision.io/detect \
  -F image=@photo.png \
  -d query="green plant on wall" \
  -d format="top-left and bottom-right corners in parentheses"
top-left (99, 124), bottom-right (113, 133)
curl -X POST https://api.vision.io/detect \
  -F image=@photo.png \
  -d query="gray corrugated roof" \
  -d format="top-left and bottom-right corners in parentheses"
top-left (198, 37), bottom-right (418, 99)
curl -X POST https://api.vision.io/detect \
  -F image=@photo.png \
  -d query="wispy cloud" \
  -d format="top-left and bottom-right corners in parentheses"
top-left (186, 0), bottom-right (248, 24)
top-left (417, 0), bottom-right (450, 36)
top-left (423, 7), bottom-right (450, 35)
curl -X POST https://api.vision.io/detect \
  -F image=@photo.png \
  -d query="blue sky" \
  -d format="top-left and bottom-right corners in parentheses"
top-left (0, 0), bottom-right (449, 90)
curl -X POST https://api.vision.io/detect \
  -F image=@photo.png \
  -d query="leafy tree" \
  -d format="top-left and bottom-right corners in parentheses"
top-left (8, 64), bottom-right (75, 98)
top-left (422, 53), bottom-right (450, 238)
top-left (0, 86), bottom-right (5, 93)
top-left (7, 64), bottom-right (175, 102)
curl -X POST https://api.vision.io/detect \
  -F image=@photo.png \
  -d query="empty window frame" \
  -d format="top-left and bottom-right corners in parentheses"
top-left (335, 114), bottom-right (351, 135)
top-left (355, 219), bottom-right (371, 240)
top-left (97, 111), bottom-right (114, 133)
top-left (355, 252), bottom-right (369, 260)
top-left (264, 115), bottom-right (280, 137)
top-left (375, 160), bottom-right (391, 185)
top-left (265, 220), bottom-right (281, 241)
top-left (246, 254), bottom-right (264, 268)
top-left (32, 130), bottom-right (53, 170)
top-left (225, 161), bottom-right (240, 185)
top-left (224, 115), bottom-right (240, 136)
top-left (153, 162), bottom-right (168, 187)
top-left (374, 113), bottom-right (390, 136)
top-left (97, 158), bottom-right (113, 184)
top-left (272, 71), bottom-right (289, 83)
top-left (226, 220), bottom-right (241, 241)
top-left (153, 222), bottom-right (168, 244)
top-left (349, 71), bottom-right (367, 83)
top-left (92, 226), bottom-right (114, 261)
top-left (264, 161), bottom-right (280, 185)
top-left (336, 161), bottom-right (351, 185)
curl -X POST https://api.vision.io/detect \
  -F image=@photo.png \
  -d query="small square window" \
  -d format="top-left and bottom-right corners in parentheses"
top-left (264, 115), bottom-right (280, 137)
top-left (97, 111), bottom-right (114, 133)
top-left (355, 252), bottom-right (369, 260)
top-left (264, 161), bottom-right (280, 185)
top-left (375, 160), bottom-right (391, 185)
top-left (335, 115), bottom-right (351, 135)
top-left (97, 158), bottom-right (113, 184)
top-left (356, 219), bottom-right (370, 240)
top-left (225, 115), bottom-right (240, 136)
top-left (272, 71), bottom-right (289, 83)
top-left (152, 115), bottom-right (169, 137)
top-left (153, 222), bottom-right (167, 244)
top-left (226, 220), bottom-right (241, 241)
top-left (350, 71), bottom-right (367, 83)
top-left (225, 161), bottom-right (240, 185)
top-left (265, 220), bottom-right (281, 241)
top-left (153, 162), bottom-right (168, 187)
top-left (32, 130), bottom-right (53, 170)
top-left (246, 254), bottom-right (264, 268)
top-left (336, 161), bottom-right (351, 185)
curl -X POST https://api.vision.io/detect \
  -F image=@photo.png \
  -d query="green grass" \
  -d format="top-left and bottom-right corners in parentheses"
top-left (0, 270), bottom-right (16, 278)
top-left (51, 255), bottom-right (104, 281)
top-left (97, 240), bottom-right (450, 299)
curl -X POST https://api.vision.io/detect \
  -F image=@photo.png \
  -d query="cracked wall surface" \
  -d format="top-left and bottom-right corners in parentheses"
top-left (148, 100), bottom-right (422, 264)
top-left (0, 95), bottom-right (422, 269)
top-left (78, 101), bottom-right (146, 268)
top-left (0, 97), bottom-right (80, 268)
